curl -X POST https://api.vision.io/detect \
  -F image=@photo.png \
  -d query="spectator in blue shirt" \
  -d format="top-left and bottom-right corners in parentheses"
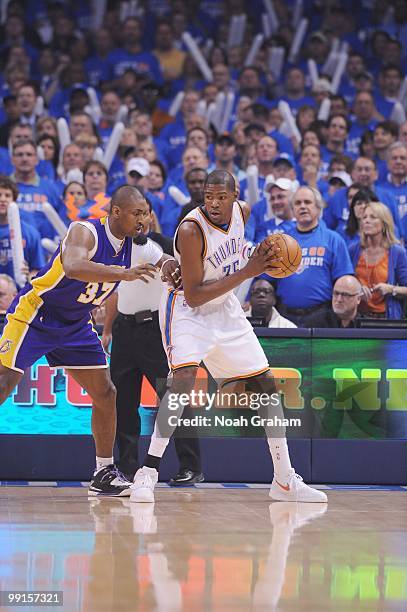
top-left (10, 140), bottom-right (64, 241)
top-left (378, 142), bottom-right (407, 228)
top-left (80, 160), bottom-right (110, 220)
top-left (329, 95), bottom-right (349, 118)
top-left (36, 134), bottom-right (59, 180)
top-left (16, 83), bottom-right (42, 130)
top-left (240, 135), bottom-right (278, 203)
top-left (252, 178), bottom-right (296, 244)
top-left (375, 65), bottom-right (404, 119)
top-left (346, 91), bottom-right (382, 155)
top-left (281, 68), bottom-right (315, 116)
top-left (338, 52), bottom-right (366, 104)
top-left (0, 123), bottom-right (53, 177)
top-left (0, 94), bottom-right (20, 148)
top-left (162, 147), bottom-right (209, 236)
top-left (106, 17), bottom-right (164, 85)
top-left (300, 31), bottom-right (331, 74)
top-left (246, 103), bottom-right (295, 157)
top-left (85, 28), bottom-right (113, 87)
top-left (298, 144), bottom-right (327, 195)
top-left (98, 90), bottom-right (122, 147)
top-left (337, 186), bottom-right (379, 249)
top-left (372, 121), bottom-right (398, 182)
top-left (276, 186), bottom-right (354, 327)
top-left (159, 90), bottom-right (201, 168)
top-left (0, 175), bottom-right (45, 285)
top-left (324, 157), bottom-right (402, 235)
top-left (208, 134), bottom-right (244, 181)
top-left (296, 106), bottom-right (317, 139)
top-left (320, 115), bottom-right (355, 177)
top-left (69, 111), bottom-right (97, 141)
top-left (271, 155), bottom-right (297, 182)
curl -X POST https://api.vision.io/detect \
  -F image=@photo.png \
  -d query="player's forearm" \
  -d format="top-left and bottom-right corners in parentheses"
top-left (184, 268), bottom-right (251, 308)
top-left (64, 259), bottom-right (126, 282)
top-left (103, 292), bottom-right (118, 334)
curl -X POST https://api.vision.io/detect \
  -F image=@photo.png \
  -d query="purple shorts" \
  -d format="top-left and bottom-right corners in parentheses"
top-left (0, 307), bottom-right (107, 373)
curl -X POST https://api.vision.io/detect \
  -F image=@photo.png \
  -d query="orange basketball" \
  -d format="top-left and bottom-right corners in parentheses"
top-left (259, 233), bottom-right (302, 278)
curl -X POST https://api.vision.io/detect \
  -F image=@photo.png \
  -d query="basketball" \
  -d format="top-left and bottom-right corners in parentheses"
top-left (259, 233), bottom-right (302, 278)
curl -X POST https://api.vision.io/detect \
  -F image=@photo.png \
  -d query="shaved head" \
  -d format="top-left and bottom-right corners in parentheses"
top-left (332, 275), bottom-right (362, 322)
top-left (110, 185), bottom-right (145, 211)
top-left (334, 275), bottom-right (362, 293)
top-left (205, 169), bottom-right (236, 192)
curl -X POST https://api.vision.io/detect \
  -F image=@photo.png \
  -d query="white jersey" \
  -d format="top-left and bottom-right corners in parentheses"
top-left (161, 202), bottom-right (269, 376)
top-left (173, 202), bottom-right (245, 305)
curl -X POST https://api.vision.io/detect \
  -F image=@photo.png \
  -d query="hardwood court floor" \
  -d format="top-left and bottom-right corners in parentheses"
top-left (0, 485), bottom-right (406, 611)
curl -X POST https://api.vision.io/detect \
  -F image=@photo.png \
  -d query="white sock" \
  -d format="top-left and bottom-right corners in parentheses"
top-left (267, 438), bottom-right (292, 481)
top-left (95, 456), bottom-right (114, 473)
top-left (148, 421), bottom-right (170, 458)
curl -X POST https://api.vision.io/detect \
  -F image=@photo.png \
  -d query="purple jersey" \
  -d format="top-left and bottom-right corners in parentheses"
top-left (9, 217), bottom-right (132, 323)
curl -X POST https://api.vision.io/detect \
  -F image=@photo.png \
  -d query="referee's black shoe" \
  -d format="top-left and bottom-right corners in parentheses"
top-left (169, 470), bottom-right (204, 486)
top-left (88, 465), bottom-right (132, 497)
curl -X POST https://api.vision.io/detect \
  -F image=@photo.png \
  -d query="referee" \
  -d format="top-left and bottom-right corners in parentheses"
top-left (102, 200), bottom-right (203, 485)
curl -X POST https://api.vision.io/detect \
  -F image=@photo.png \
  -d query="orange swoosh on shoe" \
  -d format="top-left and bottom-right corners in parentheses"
top-left (275, 480), bottom-right (290, 491)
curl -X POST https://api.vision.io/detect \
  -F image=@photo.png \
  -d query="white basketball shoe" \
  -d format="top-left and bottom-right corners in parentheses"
top-left (131, 466), bottom-right (158, 503)
top-left (269, 468), bottom-right (328, 503)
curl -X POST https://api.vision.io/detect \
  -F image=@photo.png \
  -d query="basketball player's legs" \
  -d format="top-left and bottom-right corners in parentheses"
top-left (47, 319), bottom-right (132, 497)
top-left (205, 309), bottom-right (327, 503)
top-left (66, 368), bottom-right (117, 459)
top-left (131, 365), bottom-right (200, 503)
top-left (131, 291), bottom-right (214, 502)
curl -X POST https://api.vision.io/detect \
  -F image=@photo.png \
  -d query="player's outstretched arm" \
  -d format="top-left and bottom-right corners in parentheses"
top-left (178, 222), bottom-right (278, 308)
top-left (62, 224), bottom-right (157, 283)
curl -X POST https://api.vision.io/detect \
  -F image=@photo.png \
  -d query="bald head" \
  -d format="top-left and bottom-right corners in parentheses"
top-left (332, 275), bottom-right (361, 323)
top-left (335, 275), bottom-right (361, 293)
top-left (110, 185), bottom-right (144, 211)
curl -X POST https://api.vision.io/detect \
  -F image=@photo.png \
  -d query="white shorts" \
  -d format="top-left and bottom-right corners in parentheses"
top-left (159, 289), bottom-right (269, 380)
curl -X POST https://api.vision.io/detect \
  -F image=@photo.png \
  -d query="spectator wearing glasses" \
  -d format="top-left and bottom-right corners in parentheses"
top-left (307, 276), bottom-right (362, 328)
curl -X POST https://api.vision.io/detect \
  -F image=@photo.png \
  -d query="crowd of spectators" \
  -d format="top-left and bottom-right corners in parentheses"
top-left (0, 0), bottom-right (406, 325)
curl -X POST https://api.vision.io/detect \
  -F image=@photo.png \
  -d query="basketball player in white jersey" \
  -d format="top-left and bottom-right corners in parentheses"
top-left (131, 170), bottom-right (327, 504)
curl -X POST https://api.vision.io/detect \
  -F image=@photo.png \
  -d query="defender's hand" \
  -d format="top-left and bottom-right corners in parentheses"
top-left (122, 264), bottom-right (157, 282)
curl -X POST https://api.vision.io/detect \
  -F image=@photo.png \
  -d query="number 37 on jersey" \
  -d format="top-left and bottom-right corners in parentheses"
top-left (77, 281), bottom-right (116, 306)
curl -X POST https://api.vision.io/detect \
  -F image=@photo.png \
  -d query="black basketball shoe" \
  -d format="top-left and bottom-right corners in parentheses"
top-left (88, 464), bottom-right (132, 497)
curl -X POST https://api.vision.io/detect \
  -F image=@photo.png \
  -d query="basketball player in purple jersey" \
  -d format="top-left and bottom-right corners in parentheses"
top-left (0, 185), bottom-right (179, 496)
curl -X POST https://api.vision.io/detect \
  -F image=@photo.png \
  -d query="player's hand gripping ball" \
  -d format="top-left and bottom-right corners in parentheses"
top-left (258, 233), bottom-right (302, 278)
